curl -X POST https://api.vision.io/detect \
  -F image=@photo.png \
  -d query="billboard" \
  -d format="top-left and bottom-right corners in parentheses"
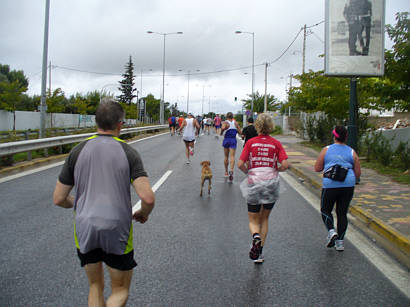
top-left (325, 0), bottom-right (385, 76)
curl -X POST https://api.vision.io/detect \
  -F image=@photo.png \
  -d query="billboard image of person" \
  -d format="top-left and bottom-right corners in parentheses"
top-left (325, 0), bottom-right (385, 76)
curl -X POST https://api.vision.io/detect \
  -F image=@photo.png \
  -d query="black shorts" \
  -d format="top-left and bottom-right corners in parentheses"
top-left (169, 123), bottom-right (176, 128)
top-left (247, 203), bottom-right (275, 213)
top-left (77, 248), bottom-right (137, 271)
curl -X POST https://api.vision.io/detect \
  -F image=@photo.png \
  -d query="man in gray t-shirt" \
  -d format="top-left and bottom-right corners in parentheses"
top-left (53, 99), bottom-right (155, 306)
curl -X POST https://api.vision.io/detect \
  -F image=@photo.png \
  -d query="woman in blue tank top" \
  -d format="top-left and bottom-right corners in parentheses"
top-left (314, 126), bottom-right (361, 251)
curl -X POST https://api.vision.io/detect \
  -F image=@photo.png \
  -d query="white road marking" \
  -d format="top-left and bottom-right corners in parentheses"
top-left (132, 170), bottom-right (173, 214)
top-left (0, 132), bottom-right (168, 183)
top-left (280, 171), bottom-right (410, 299)
top-left (0, 161), bottom-right (65, 184)
top-left (128, 132), bottom-right (168, 144)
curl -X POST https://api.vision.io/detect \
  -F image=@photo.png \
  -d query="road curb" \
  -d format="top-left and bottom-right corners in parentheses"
top-left (0, 154), bottom-right (67, 177)
top-left (288, 162), bottom-right (410, 269)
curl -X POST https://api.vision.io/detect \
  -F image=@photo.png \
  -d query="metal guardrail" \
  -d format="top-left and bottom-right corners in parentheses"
top-left (0, 125), bottom-right (168, 157)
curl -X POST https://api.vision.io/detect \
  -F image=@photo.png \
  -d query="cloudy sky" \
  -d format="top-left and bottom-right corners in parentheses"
top-left (1, 0), bottom-right (409, 115)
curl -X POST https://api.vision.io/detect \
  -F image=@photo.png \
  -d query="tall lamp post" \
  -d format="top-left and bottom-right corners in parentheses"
top-left (235, 30), bottom-right (255, 116)
top-left (147, 31), bottom-right (183, 124)
top-left (179, 69), bottom-right (200, 114)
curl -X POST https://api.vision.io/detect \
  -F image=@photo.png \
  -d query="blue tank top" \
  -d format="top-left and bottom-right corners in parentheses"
top-left (323, 144), bottom-right (356, 188)
top-left (224, 120), bottom-right (237, 138)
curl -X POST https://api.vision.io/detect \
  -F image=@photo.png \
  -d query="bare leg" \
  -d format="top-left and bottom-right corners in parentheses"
top-left (248, 208), bottom-right (272, 246)
top-left (184, 142), bottom-right (190, 160)
top-left (248, 211), bottom-right (262, 237)
top-left (106, 267), bottom-right (133, 307)
top-left (259, 208), bottom-right (272, 246)
top-left (84, 262), bottom-right (106, 307)
top-left (229, 148), bottom-right (236, 173)
top-left (223, 147), bottom-right (229, 175)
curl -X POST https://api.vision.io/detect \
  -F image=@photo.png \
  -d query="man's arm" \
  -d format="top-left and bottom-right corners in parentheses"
top-left (132, 176), bottom-right (155, 223)
top-left (53, 180), bottom-right (74, 208)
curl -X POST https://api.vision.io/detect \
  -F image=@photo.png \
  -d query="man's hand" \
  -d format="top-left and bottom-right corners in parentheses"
top-left (133, 210), bottom-right (149, 223)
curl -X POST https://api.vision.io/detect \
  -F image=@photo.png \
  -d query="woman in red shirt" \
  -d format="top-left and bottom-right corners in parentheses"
top-left (238, 113), bottom-right (289, 263)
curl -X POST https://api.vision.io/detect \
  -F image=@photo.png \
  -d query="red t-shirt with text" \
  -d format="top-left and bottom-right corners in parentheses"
top-left (239, 135), bottom-right (288, 170)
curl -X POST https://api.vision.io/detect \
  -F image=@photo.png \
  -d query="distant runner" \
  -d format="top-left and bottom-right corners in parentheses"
top-left (168, 115), bottom-right (177, 136)
top-left (214, 114), bottom-right (222, 136)
top-left (221, 112), bottom-right (241, 181)
top-left (179, 113), bottom-right (200, 164)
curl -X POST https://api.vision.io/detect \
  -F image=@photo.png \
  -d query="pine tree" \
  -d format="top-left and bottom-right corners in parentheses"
top-left (117, 56), bottom-right (137, 104)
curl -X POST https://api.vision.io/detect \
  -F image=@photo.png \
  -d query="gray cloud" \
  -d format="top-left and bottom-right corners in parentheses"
top-left (1, 0), bottom-right (409, 115)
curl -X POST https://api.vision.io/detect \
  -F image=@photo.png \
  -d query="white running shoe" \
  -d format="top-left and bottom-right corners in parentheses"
top-left (326, 229), bottom-right (338, 248)
top-left (253, 253), bottom-right (264, 264)
top-left (186, 159), bottom-right (190, 164)
top-left (335, 240), bottom-right (344, 251)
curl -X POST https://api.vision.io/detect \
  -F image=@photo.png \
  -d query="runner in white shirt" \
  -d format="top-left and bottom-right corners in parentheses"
top-left (178, 113), bottom-right (200, 164)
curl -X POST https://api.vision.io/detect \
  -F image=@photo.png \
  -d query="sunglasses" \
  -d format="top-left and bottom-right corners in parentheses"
top-left (118, 119), bottom-right (126, 124)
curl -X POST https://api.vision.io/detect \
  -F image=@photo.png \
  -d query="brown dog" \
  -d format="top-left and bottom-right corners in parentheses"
top-left (200, 161), bottom-right (213, 196)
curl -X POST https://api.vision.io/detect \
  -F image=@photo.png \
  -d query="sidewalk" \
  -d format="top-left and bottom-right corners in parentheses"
top-left (276, 135), bottom-right (410, 269)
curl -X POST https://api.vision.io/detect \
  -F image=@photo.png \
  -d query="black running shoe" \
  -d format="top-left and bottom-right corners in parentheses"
top-left (228, 171), bottom-right (233, 181)
top-left (249, 236), bottom-right (262, 260)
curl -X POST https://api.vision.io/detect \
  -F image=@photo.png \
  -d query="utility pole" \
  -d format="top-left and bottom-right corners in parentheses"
top-left (48, 61), bottom-right (51, 96)
top-left (264, 62), bottom-right (268, 113)
top-left (39, 0), bottom-right (50, 138)
top-left (289, 74), bottom-right (293, 116)
top-left (302, 24), bottom-right (307, 74)
top-left (186, 71), bottom-right (190, 114)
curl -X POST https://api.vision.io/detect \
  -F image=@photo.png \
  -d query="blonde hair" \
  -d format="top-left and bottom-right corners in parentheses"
top-left (255, 113), bottom-right (274, 135)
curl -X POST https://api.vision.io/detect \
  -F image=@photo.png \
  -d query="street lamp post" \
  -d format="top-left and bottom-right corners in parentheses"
top-left (202, 84), bottom-right (211, 115)
top-left (179, 69), bottom-right (200, 115)
top-left (235, 30), bottom-right (255, 116)
top-left (147, 31), bottom-right (183, 124)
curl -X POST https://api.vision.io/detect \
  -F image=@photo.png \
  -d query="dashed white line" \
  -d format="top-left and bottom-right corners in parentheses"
top-left (132, 170), bottom-right (173, 214)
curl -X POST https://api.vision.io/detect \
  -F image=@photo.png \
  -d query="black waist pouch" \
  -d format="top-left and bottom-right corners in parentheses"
top-left (323, 165), bottom-right (348, 182)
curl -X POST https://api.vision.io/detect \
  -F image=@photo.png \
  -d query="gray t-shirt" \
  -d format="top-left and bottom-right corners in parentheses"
top-left (58, 134), bottom-right (147, 255)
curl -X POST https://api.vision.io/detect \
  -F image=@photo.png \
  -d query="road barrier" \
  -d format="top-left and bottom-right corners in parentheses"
top-left (0, 125), bottom-right (168, 157)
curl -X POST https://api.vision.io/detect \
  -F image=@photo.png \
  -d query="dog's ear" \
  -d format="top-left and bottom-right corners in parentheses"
top-left (200, 161), bottom-right (204, 166)
top-left (208, 161), bottom-right (211, 166)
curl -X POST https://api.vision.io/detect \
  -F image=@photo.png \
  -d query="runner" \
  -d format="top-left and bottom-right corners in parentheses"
top-left (241, 117), bottom-right (258, 145)
top-left (196, 115), bottom-right (203, 136)
top-left (314, 125), bottom-right (361, 251)
top-left (168, 115), bottom-right (177, 136)
top-left (204, 117), bottom-right (212, 135)
top-left (221, 112), bottom-right (241, 181)
top-left (178, 113), bottom-right (200, 164)
top-left (214, 114), bottom-right (222, 136)
top-left (238, 113), bottom-right (288, 263)
top-left (177, 115), bottom-right (185, 136)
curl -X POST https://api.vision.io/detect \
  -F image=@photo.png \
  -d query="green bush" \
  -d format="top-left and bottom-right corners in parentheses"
top-left (394, 141), bottom-right (410, 171)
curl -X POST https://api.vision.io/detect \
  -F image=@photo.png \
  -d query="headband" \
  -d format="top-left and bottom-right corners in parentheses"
top-left (332, 129), bottom-right (340, 139)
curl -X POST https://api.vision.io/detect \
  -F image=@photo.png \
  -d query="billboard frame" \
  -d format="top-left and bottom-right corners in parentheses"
top-left (325, 0), bottom-right (385, 77)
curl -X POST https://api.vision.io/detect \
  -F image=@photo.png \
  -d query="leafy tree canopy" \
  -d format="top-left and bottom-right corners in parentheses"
top-left (241, 91), bottom-right (281, 113)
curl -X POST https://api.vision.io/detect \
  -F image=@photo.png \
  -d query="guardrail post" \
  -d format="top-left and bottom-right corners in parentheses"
top-left (24, 132), bottom-right (32, 161)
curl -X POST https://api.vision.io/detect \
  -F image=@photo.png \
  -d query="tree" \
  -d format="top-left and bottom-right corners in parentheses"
top-left (117, 56), bottom-right (137, 104)
top-left (241, 91), bottom-right (281, 113)
top-left (0, 64), bottom-right (29, 131)
top-left (382, 12), bottom-right (409, 111)
top-left (144, 94), bottom-right (160, 121)
top-left (47, 88), bottom-right (67, 128)
top-left (0, 81), bottom-right (28, 131)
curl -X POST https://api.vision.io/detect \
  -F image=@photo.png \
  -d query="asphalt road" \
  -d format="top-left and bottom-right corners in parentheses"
top-left (0, 131), bottom-right (409, 306)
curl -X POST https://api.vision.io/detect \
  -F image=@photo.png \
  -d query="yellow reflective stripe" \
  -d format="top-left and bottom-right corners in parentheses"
top-left (87, 135), bottom-right (98, 140)
top-left (74, 213), bottom-right (80, 249)
top-left (113, 136), bottom-right (126, 143)
top-left (124, 223), bottom-right (134, 254)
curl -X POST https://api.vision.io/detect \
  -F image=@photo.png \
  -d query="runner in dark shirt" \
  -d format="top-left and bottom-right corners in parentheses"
top-left (241, 117), bottom-right (258, 145)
